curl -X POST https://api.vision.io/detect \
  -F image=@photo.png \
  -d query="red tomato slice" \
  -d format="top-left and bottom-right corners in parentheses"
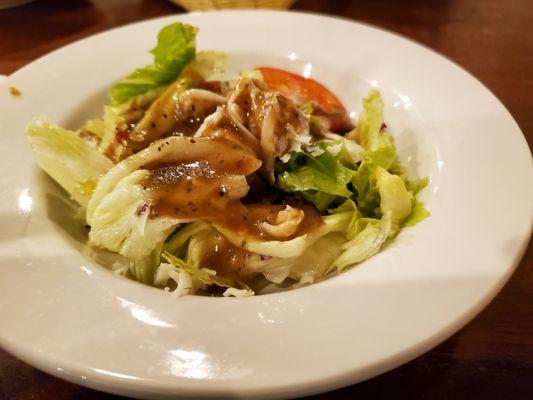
top-left (256, 67), bottom-right (351, 132)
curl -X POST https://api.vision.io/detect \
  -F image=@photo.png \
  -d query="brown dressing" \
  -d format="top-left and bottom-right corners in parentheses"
top-left (197, 107), bottom-right (262, 156)
top-left (145, 167), bottom-right (321, 242)
top-left (123, 81), bottom-right (320, 281)
top-left (199, 234), bottom-right (250, 281)
top-left (128, 85), bottom-right (225, 152)
top-left (230, 78), bottom-right (267, 136)
top-left (142, 152), bottom-right (322, 280)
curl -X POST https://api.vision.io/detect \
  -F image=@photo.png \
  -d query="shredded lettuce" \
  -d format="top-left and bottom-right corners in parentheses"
top-left (160, 251), bottom-right (251, 296)
top-left (162, 252), bottom-right (238, 288)
top-left (26, 117), bottom-right (113, 207)
top-left (109, 22), bottom-right (198, 106)
top-left (160, 224), bottom-right (253, 295)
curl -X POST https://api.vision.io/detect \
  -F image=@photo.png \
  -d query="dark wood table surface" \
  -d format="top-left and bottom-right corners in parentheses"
top-left (1, 0), bottom-right (532, 398)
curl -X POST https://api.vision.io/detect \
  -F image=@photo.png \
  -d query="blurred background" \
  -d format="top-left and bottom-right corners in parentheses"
top-left (1, 1), bottom-right (532, 399)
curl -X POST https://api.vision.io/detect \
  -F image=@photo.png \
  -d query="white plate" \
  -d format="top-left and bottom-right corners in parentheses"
top-left (0, 11), bottom-right (531, 399)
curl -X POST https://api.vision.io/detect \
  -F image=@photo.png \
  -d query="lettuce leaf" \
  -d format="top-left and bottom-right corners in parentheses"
top-left (276, 141), bottom-right (357, 210)
top-left (160, 224), bottom-right (253, 295)
top-left (407, 177), bottom-right (429, 196)
top-left (109, 22), bottom-right (198, 106)
top-left (180, 50), bottom-right (227, 81)
top-left (349, 90), bottom-right (397, 170)
top-left (328, 199), bottom-right (361, 240)
top-left (331, 211), bottom-right (393, 271)
top-left (404, 198), bottom-right (430, 227)
top-left (351, 160), bottom-right (381, 217)
top-left (246, 232), bottom-right (346, 285)
top-left (163, 221), bottom-right (210, 255)
top-left (87, 169), bottom-right (179, 282)
top-left (158, 251), bottom-right (252, 296)
top-left (161, 251), bottom-right (239, 289)
top-left (375, 166), bottom-right (412, 234)
top-left (26, 117), bottom-right (113, 207)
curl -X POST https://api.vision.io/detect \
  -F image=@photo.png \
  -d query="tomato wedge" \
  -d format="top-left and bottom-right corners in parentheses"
top-left (256, 67), bottom-right (351, 132)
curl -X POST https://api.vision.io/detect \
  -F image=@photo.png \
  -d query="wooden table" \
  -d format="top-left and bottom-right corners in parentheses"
top-left (1, 0), bottom-right (531, 398)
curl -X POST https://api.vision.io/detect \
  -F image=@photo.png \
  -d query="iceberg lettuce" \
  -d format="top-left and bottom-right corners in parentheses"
top-left (26, 117), bottom-right (113, 207)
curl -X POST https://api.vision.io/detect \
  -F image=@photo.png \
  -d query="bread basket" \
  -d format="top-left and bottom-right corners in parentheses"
top-left (170, 0), bottom-right (296, 11)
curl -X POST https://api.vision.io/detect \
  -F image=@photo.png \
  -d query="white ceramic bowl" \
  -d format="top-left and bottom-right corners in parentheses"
top-left (0, 11), bottom-right (531, 399)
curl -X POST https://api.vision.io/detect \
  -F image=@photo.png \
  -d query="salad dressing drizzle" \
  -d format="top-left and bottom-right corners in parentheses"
top-left (142, 144), bottom-right (322, 278)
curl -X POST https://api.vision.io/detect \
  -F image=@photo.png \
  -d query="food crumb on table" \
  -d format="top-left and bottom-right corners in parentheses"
top-left (9, 86), bottom-right (21, 96)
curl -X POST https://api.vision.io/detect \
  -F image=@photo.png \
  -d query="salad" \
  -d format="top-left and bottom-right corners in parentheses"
top-left (27, 22), bottom-right (429, 297)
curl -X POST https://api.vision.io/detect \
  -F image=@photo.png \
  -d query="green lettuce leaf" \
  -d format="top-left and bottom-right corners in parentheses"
top-left (404, 198), bottom-right (430, 227)
top-left (349, 90), bottom-right (397, 169)
top-left (407, 177), bottom-right (429, 196)
top-left (328, 199), bottom-right (361, 240)
top-left (26, 117), bottom-right (113, 207)
top-left (375, 166), bottom-right (412, 234)
top-left (331, 211), bottom-right (393, 272)
top-left (351, 160), bottom-right (381, 217)
top-left (109, 22), bottom-right (198, 106)
top-left (276, 141), bottom-right (357, 211)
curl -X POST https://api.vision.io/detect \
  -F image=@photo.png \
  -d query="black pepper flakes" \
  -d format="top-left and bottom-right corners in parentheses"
top-left (137, 203), bottom-right (149, 215)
